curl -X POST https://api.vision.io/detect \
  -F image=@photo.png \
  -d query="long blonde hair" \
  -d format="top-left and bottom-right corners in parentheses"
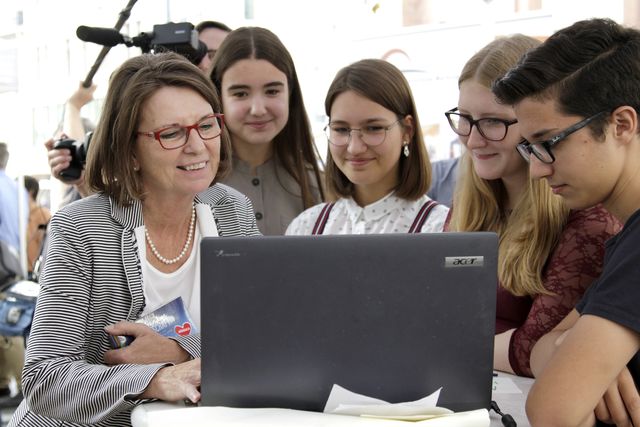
top-left (448, 35), bottom-right (570, 296)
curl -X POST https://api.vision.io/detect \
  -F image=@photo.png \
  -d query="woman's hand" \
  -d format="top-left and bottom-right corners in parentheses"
top-left (140, 358), bottom-right (201, 403)
top-left (104, 322), bottom-right (191, 365)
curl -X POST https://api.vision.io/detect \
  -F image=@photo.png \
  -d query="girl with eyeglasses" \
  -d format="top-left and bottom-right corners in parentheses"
top-left (445, 35), bottom-right (621, 378)
top-left (210, 27), bottom-right (325, 235)
top-left (286, 59), bottom-right (448, 235)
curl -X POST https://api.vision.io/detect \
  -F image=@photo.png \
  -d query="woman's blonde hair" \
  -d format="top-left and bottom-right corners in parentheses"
top-left (448, 35), bottom-right (570, 296)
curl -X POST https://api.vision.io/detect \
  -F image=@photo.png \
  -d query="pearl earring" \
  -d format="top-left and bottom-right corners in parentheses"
top-left (403, 142), bottom-right (410, 158)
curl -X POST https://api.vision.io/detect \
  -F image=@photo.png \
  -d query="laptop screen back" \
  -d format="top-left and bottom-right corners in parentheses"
top-left (200, 232), bottom-right (497, 412)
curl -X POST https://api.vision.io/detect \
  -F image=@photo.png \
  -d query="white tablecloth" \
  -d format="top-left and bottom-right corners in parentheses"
top-left (131, 373), bottom-right (533, 427)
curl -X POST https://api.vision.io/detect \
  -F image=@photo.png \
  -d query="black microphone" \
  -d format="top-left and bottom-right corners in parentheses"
top-left (76, 26), bottom-right (124, 47)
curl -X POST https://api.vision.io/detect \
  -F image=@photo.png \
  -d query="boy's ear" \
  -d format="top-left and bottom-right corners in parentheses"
top-left (610, 106), bottom-right (638, 144)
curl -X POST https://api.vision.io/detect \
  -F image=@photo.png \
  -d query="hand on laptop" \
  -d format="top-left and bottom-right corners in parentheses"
top-left (104, 322), bottom-right (191, 365)
top-left (140, 358), bottom-right (201, 403)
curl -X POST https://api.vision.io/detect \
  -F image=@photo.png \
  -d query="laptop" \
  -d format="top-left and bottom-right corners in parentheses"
top-left (200, 232), bottom-right (497, 412)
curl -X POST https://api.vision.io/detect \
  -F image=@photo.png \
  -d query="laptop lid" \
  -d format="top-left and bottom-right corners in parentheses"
top-left (200, 232), bottom-right (497, 412)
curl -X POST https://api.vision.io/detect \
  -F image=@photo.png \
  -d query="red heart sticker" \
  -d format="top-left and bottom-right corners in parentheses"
top-left (175, 322), bottom-right (192, 336)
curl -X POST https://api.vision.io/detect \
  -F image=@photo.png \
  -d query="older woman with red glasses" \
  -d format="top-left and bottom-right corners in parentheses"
top-left (11, 52), bottom-right (259, 427)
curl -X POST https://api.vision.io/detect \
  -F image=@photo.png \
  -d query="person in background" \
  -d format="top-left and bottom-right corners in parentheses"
top-left (10, 52), bottom-right (260, 427)
top-left (0, 142), bottom-right (26, 401)
top-left (210, 26), bottom-right (325, 235)
top-left (23, 175), bottom-right (51, 274)
top-left (195, 20), bottom-right (232, 72)
top-left (0, 143), bottom-right (23, 253)
top-left (287, 59), bottom-right (448, 235)
top-left (44, 82), bottom-right (97, 207)
top-left (427, 154), bottom-right (460, 207)
top-left (445, 34), bottom-right (621, 379)
top-left (493, 18), bottom-right (640, 427)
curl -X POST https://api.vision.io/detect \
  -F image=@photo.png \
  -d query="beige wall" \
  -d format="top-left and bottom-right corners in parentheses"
top-left (624, 0), bottom-right (640, 28)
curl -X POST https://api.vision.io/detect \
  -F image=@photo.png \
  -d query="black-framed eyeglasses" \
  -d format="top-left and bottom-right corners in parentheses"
top-left (516, 111), bottom-right (608, 164)
top-left (137, 113), bottom-right (224, 150)
top-left (445, 107), bottom-right (517, 142)
top-left (324, 119), bottom-right (401, 147)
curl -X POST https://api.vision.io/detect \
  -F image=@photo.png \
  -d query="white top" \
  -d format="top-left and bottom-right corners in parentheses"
top-left (286, 192), bottom-right (449, 235)
top-left (134, 203), bottom-right (221, 328)
top-left (135, 225), bottom-right (201, 328)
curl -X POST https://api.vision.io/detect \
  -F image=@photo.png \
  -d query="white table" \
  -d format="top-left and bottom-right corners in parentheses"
top-left (490, 372), bottom-right (533, 427)
top-left (132, 373), bottom-right (534, 427)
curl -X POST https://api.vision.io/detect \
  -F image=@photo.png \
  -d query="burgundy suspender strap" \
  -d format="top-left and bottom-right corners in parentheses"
top-left (408, 200), bottom-right (439, 233)
top-left (311, 203), bottom-right (335, 235)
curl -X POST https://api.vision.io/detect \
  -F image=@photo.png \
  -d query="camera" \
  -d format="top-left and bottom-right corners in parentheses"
top-left (141, 22), bottom-right (208, 65)
top-left (76, 22), bottom-right (208, 66)
top-left (53, 132), bottom-right (92, 182)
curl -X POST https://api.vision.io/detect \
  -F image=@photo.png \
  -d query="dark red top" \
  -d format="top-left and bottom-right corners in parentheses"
top-left (446, 204), bottom-right (621, 376)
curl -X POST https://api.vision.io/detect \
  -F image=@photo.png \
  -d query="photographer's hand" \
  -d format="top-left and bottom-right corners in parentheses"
top-left (45, 137), bottom-right (85, 186)
top-left (104, 322), bottom-right (191, 366)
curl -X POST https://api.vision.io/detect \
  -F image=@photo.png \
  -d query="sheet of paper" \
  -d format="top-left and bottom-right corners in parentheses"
top-left (324, 384), bottom-right (445, 416)
top-left (365, 409), bottom-right (490, 425)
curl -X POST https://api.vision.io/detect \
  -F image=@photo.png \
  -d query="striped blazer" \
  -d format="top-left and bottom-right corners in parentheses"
top-left (10, 184), bottom-right (260, 427)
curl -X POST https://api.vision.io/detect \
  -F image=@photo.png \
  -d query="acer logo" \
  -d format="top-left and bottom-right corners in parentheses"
top-left (453, 258), bottom-right (476, 265)
top-left (444, 256), bottom-right (484, 267)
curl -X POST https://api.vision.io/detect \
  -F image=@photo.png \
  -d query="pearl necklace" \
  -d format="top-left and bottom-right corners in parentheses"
top-left (145, 205), bottom-right (196, 265)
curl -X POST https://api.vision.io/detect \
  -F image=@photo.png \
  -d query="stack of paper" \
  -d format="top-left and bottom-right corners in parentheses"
top-left (324, 384), bottom-right (488, 425)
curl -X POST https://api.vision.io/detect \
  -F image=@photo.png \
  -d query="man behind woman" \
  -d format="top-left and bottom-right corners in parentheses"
top-left (445, 34), bottom-right (620, 377)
